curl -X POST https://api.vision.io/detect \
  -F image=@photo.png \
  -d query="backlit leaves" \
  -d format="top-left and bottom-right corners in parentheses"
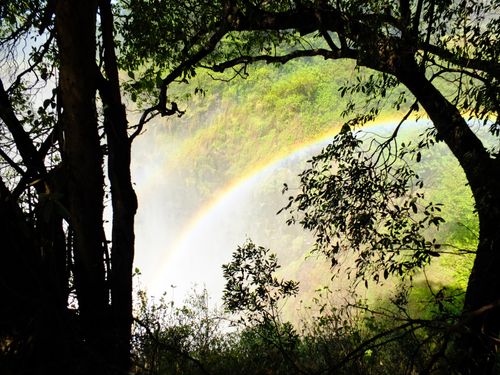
top-left (223, 240), bottom-right (299, 320)
top-left (282, 128), bottom-right (444, 285)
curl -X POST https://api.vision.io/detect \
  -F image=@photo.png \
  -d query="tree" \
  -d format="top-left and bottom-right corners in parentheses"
top-left (0, 1), bottom-right (136, 373)
top-left (222, 240), bottom-right (302, 374)
top-left (119, 0), bottom-right (499, 373)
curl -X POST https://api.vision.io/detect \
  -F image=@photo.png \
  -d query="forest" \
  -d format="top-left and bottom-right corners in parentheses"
top-left (0, 1), bottom-right (498, 374)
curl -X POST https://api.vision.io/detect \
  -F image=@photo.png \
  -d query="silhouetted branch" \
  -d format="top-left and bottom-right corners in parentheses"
top-left (201, 48), bottom-right (356, 73)
top-left (0, 79), bottom-right (46, 176)
top-left (7, 31), bottom-right (55, 94)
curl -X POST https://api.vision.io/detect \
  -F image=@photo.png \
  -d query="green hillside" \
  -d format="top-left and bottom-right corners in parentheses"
top-left (135, 58), bottom-right (480, 322)
top-left (143, 58), bottom-right (409, 197)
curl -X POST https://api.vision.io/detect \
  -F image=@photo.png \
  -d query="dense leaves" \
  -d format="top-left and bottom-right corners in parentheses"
top-left (223, 240), bottom-right (299, 318)
top-left (282, 127), bottom-right (445, 285)
top-left (132, 239), bottom-right (471, 375)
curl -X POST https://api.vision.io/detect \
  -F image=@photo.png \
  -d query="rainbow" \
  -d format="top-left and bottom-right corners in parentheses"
top-left (148, 118), bottom-right (406, 299)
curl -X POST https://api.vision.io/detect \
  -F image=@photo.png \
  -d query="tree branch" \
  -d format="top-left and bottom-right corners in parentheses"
top-left (156, 26), bottom-right (228, 115)
top-left (419, 42), bottom-right (500, 79)
top-left (412, 0), bottom-right (425, 35)
top-left (12, 121), bottom-right (60, 198)
top-left (331, 320), bottom-right (433, 372)
top-left (0, 79), bottom-right (46, 176)
top-left (0, 147), bottom-right (26, 176)
top-left (7, 31), bottom-right (55, 94)
top-left (202, 48), bottom-right (356, 73)
top-left (133, 25), bottom-right (228, 138)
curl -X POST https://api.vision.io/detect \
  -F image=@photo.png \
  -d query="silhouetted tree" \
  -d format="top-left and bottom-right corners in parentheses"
top-left (1, 1), bottom-right (136, 373)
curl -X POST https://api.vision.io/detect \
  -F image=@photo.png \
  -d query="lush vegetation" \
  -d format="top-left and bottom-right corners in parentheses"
top-left (136, 56), bottom-right (415, 197)
top-left (132, 235), bottom-right (477, 375)
top-left (0, 0), bottom-right (498, 374)
top-left (132, 59), bottom-right (485, 373)
top-left (137, 56), bottom-right (479, 313)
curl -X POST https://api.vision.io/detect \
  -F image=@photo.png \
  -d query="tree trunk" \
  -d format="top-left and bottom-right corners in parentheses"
top-left (460, 182), bottom-right (500, 373)
top-left (55, 0), bottom-right (110, 370)
top-left (397, 59), bottom-right (500, 374)
top-left (99, 0), bottom-right (138, 372)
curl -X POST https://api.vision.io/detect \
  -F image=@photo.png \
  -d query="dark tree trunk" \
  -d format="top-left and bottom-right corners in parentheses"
top-left (461, 183), bottom-right (500, 373)
top-left (397, 59), bottom-right (500, 374)
top-left (99, 0), bottom-right (138, 372)
top-left (55, 0), bottom-right (110, 370)
top-left (54, 2), bottom-right (137, 372)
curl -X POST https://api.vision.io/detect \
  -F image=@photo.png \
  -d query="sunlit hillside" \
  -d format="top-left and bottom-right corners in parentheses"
top-left (132, 58), bottom-right (480, 321)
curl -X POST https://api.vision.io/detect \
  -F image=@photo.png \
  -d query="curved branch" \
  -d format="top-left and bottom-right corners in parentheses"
top-left (129, 107), bottom-right (159, 141)
top-left (132, 23), bottom-right (229, 139)
top-left (157, 26), bottom-right (228, 115)
top-left (129, 104), bottom-right (183, 142)
top-left (201, 47), bottom-right (357, 73)
top-left (7, 31), bottom-right (55, 94)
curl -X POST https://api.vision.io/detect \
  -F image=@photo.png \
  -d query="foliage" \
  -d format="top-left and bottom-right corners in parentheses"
top-left (282, 127), bottom-right (445, 285)
top-left (223, 240), bottom-right (299, 320)
top-left (2, 0), bottom-right (499, 373)
top-left (131, 237), bottom-right (479, 375)
top-left (1, 1), bottom-right (138, 373)
top-left (133, 288), bottom-right (229, 375)
top-left (122, 0), bottom-right (499, 368)
top-left (142, 58), bottom-right (375, 199)
top-left (222, 241), bottom-right (303, 373)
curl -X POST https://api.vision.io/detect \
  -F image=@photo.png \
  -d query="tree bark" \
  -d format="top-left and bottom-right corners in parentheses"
top-left (397, 58), bottom-right (500, 374)
top-left (55, 0), bottom-right (110, 369)
top-left (460, 182), bottom-right (500, 374)
top-left (98, 0), bottom-right (138, 372)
